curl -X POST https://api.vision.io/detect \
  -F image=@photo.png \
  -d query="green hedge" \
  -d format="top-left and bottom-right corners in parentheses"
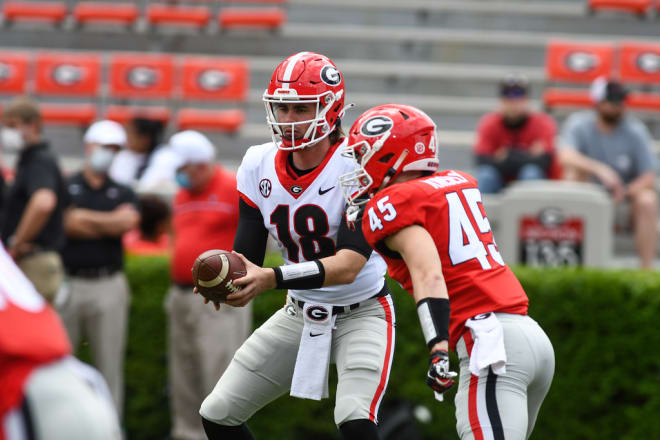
top-left (119, 256), bottom-right (660, 439)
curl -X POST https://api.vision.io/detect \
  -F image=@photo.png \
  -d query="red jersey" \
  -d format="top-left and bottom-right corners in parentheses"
top-left (361, 170), bottom-right (528, 350)
top-left (171, 166), bottom-right (239, 284)
top-left (474, 111), bottom-right (561, 180)
top-left (0, 245), bottom-right (71, 425)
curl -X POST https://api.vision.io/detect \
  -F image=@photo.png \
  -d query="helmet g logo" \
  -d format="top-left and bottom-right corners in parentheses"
top-left (360, 116), bottom-right (393, 137)
top-left (320, 65), bottom-right (341, 86)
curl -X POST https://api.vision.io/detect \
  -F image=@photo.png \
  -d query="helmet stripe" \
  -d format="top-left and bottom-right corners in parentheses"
top-left (280, 51), bottom-right (309, 89)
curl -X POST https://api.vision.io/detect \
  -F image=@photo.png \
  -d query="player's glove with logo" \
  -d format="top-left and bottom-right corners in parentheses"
top-left (426, 349), bottom-right (457, 396)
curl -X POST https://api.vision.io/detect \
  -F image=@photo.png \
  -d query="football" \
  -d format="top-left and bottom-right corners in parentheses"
top-left (192, 249), bottom-right (246, 303)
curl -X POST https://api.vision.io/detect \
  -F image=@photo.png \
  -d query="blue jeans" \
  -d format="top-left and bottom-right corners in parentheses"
top-left (477, 163), bottom-right (546, 194)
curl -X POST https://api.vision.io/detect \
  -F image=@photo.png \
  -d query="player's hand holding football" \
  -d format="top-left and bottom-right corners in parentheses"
top-left (427, 348), bottom-right (457, 397)
top-left (225, 251), bottom-right (277, 307)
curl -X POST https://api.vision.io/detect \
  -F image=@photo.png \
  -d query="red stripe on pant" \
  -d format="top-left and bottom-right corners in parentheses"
top-left (368, 296), bottom-right (394, 422)
top-left (465, 331), bottom-right (485, 440)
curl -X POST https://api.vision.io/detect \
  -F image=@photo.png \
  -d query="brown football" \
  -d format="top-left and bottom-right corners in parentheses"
top-left (192, 250), bottom-right (246, 303)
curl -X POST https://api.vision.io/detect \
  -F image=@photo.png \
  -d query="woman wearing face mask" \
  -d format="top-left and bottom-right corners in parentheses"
top-left (58, 120), bottom-right (141, 417)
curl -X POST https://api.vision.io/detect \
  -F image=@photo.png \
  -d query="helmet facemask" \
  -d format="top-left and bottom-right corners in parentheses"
top-left (263, 89), bottom-right (341, 151)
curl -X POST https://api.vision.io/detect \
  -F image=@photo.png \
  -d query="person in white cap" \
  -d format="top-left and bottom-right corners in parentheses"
top-left (559, 77), bottom-right (657, 268)
top-left (57, 120), bottom-right (140, 418)
top-left (165, 130), bottom-right (250, 440)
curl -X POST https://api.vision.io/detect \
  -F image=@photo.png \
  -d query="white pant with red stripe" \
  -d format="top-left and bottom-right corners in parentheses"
top-left (455, 313), bottom-right (554, 440)
top-left (200, 294), bottom-right (395, 426)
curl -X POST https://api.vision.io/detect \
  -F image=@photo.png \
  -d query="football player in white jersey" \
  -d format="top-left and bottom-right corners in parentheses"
top-left (197, 52), bottom-right (394, 440)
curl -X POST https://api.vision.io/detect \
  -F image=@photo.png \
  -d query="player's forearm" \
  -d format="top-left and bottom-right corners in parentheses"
top-left (319, 249), bottom-right (367, 286)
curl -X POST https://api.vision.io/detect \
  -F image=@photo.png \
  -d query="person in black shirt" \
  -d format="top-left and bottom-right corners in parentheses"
top-left (58, 120), bottom-right (140, 419)
top-left (0, 97), bottom-right (68, 302)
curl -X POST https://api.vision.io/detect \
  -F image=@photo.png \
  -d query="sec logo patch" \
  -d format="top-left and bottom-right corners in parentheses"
top-left (259, 179), bottom-right (272, 198)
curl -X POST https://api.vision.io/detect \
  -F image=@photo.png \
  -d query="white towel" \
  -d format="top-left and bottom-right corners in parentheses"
top-left (465, 313), bottom-right (507, 376)
top-left (290, 302), bottom-right (337, 400)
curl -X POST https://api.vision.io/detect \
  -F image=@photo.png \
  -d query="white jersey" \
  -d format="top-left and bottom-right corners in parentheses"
top-left (236, 140), bottom-right (387, 306)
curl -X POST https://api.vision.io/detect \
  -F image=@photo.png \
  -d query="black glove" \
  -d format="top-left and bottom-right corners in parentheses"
top-left (426, 349), bottom-right (457, 399)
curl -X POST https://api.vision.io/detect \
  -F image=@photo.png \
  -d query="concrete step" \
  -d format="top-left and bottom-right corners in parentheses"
top-left (287, 0), bottom-right (660, 37)
top-left (1, 22), bottom-right (657, 68)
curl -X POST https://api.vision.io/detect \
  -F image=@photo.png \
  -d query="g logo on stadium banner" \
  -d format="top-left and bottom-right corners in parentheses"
top-left (636, 52), bottom-right (659, 73)
top-left (307, 306), bottom-right (330, 322)
top-left (360, 116), bottom-right (393, 137)
top-left (259, 179), bottom-right (272, 198)
top-left (53, 64), bottom-right (83, 86)
top-left (320, 65), bottom-right (341, 86)
top-left (127, 67), bottom-right (159, 88)
top-left (564, 51), bottom-right (598, 72)
top-left (197, 69), bottom-right (229, 91)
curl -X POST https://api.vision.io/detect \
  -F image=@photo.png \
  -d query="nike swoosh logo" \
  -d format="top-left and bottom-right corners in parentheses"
top-left (318, 186), bottom-right (335, 195)
top-left (309, 332), bottom-right (323, 337)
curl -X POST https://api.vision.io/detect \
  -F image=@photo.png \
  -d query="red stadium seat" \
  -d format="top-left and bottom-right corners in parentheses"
top-left (542, 88), bottom-right (593, 109)
top-left (34, 52), bottom-right (101, 97)
top-left (223, 0), bottom-right (287, 3)
top-left (109, 54), bottom-right (175, 99)
top-left (0, 51), bottom-right (29, 94)
top-left (627, 93), bottom-right (660, 111)
top-left (543, 40), bottom-right (615, 110)
top-left (218, 8), bottom-right (286, 30)
top-left (619, 41), bottom-right (660, 85)
top-left (2, 1), bottom-right (67, 24)
top-left (176, 108), bottom-right (245, 133)
top-left (73, 2), bottom-right (139, 26)
top-left (588, 0), bottom-right (652, 16)
top-left (40, 104), bottom-right (97, 125)
top-left (181, 57), bottom-right (249, 101)
top-left (104, 105), bottom-right (171, 124)
top-left (146, 4), bottom-right (211, 28)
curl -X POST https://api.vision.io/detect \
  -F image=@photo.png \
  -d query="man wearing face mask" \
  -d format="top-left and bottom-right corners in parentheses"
top-left (58, 120), bottom-right (140, 417)
top-left (165, 130), bottom-right (248, 440)
top-left (0, 97), bottom-right (68, 302)
top-left (474, 75), bottom-right (559, 194)
top-left (559, 77), bottom-right (657, 268)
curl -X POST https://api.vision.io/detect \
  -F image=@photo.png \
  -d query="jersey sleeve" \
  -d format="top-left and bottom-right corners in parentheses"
top-left (361, 185), bottom-right (425, 251)
top-left (235, 145), bottom-right (263, 207)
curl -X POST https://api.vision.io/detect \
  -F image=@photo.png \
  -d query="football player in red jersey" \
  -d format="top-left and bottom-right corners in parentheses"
top-left (0, 243), bottom-right (120, 440)
top-left (339, 104), bottom-right (555, 440)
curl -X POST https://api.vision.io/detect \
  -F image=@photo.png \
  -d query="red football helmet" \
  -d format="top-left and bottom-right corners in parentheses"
top-left (340, 104), bottom-right (439, 209)
top-left (263, 52), bottom-right (346, 150)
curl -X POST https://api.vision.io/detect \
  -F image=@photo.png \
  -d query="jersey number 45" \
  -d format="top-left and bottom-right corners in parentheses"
top-left (369, 189), bottom-right (504, 271)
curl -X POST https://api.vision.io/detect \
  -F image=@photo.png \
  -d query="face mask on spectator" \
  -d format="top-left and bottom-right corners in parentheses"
top-left (88, 146), bottom-right (116, 173)
top-left (0, 127), bottom-right (26, 152)
top-left (175, 171), bottom-right (192, 189)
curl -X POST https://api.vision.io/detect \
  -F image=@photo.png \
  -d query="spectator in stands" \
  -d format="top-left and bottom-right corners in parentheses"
top-left (559, 78), bottom-right (657, 268)
top-left (0, 97), bottom-right (68, 302)
top-left (165, 130), bottom-right (250, 440)
top-left (109, 117), bottom-right (178, 192)
top-left (58, 120), bottom-right (140, 417)
top-left (123, 194), bottom-right (172, 256)
top-left (474, 75), bottom-right (559, 193)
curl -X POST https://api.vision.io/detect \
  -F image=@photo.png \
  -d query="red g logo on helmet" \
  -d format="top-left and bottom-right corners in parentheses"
top-left (360, 116), bottom-right (393, 137)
